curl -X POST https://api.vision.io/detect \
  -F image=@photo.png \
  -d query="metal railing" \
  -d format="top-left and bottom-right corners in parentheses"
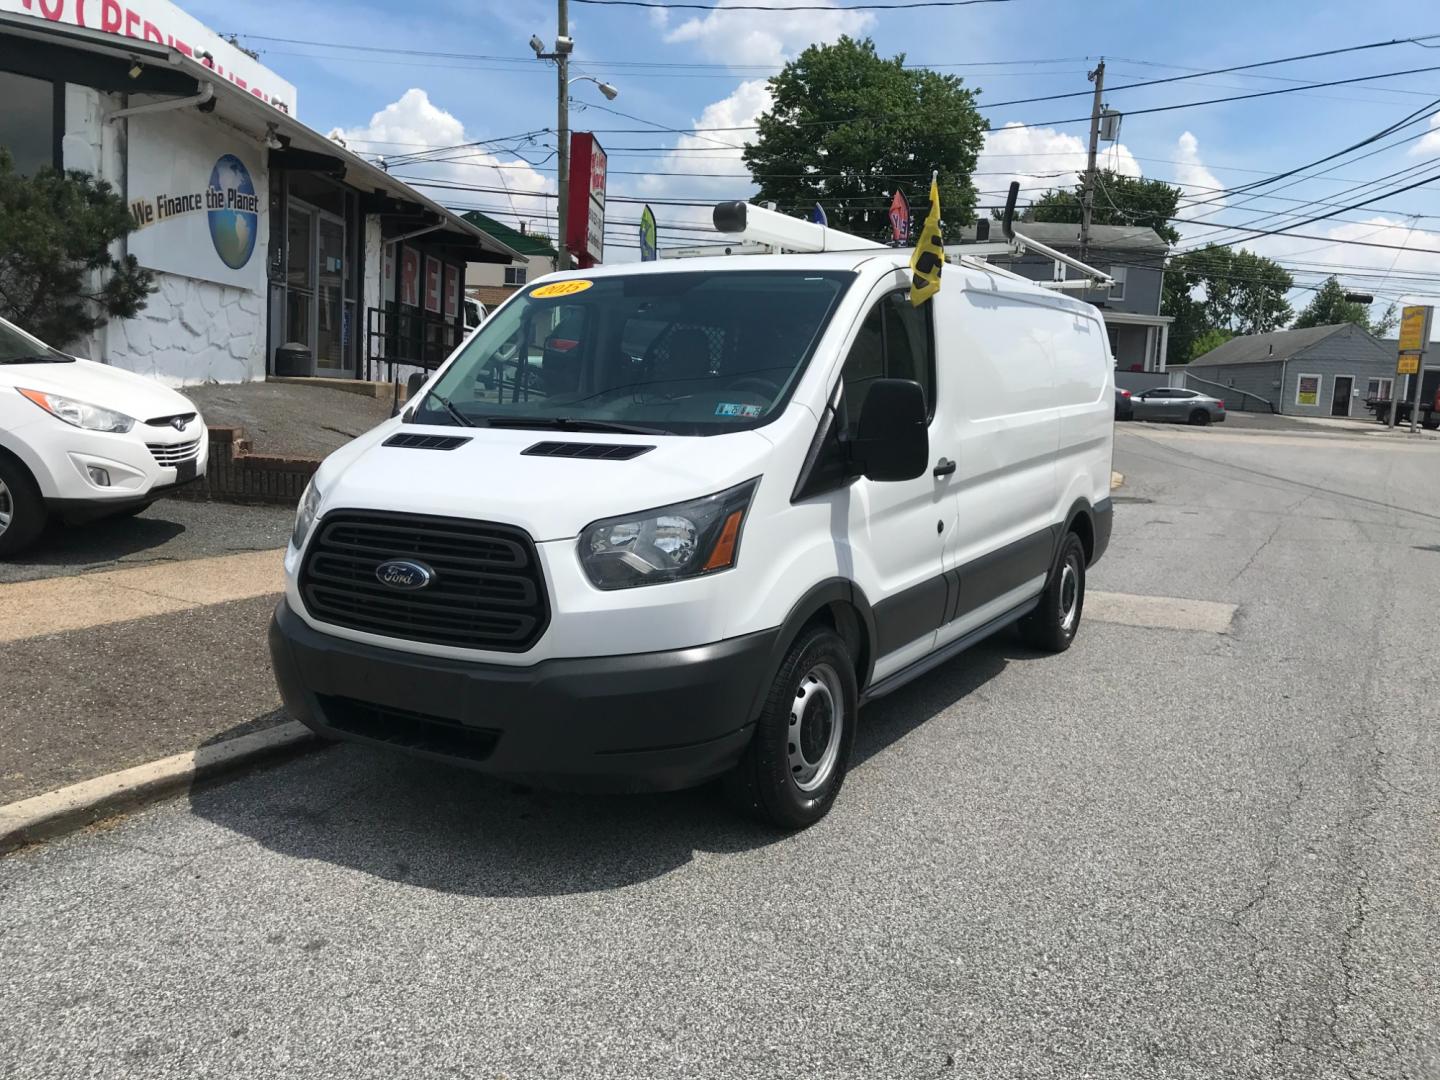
top-left (1178, 370), bottom-right (1276, 413)
top-left (364, 307), bottom-right (464, 383)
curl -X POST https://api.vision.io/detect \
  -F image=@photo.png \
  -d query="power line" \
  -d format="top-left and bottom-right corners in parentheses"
top-left (570, 0), bottom-right (1014, 9)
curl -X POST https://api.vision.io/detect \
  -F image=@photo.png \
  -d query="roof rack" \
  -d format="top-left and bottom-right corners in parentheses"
top-left (701, 182), bottom-right (1113, 292)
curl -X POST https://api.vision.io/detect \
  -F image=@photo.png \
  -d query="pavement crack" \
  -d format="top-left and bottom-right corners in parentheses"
top-left (1229, 754), bottom-right (1311, 984)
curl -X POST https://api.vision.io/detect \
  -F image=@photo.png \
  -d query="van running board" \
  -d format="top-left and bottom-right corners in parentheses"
top-left (860, 597), bottom-right (1039, 704)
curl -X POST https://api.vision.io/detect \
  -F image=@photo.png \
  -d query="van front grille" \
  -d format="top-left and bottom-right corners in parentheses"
top-left (316, 695), bottom-right (501, 760)
top-left (299, 511), bottom-right (549, 652)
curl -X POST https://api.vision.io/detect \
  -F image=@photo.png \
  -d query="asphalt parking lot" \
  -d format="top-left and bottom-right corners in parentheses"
top-left (2, 423), bottom-right (1439, 1079)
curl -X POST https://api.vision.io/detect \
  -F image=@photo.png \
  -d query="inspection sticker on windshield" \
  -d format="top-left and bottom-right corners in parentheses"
top-left (716, 403), bottom-right (763, 419)
top-left (530, 280), bottom-right (594, 299)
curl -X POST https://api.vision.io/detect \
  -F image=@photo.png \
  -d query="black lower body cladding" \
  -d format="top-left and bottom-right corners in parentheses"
top-left (268, 600), bottom-right (777, 792)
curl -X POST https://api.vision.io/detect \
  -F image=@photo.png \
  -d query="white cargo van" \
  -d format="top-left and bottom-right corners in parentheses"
top-left (270, 201), bottom-right (1114, 828)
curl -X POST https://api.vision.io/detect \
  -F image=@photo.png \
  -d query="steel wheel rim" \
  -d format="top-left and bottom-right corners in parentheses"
top-left (788, 662), bottom-right (843, 793)
top-left (0, 478), bottom-right (11, 536)
top-left (1059, 556), bottom-right (1080, 632)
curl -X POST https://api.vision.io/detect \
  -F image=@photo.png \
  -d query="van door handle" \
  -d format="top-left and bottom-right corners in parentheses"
top-left (933, 458), bottom-right (956, 478)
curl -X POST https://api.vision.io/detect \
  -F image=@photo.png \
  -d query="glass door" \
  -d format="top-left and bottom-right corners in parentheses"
top-left (285, 203), bottom-right (314, 354)
top-left (316, 213), bottom-right (347, 373)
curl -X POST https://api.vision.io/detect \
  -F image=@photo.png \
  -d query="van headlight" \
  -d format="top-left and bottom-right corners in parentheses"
top-left (18, 388), bottom-right (135, 433)
top-left (580, 479), bottom-right (758, 590)
top-left (291, 479), bottom-right (322, 551)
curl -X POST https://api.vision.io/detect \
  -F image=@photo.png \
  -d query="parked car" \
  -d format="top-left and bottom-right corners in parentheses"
top-left (0, 315), bottom-right (208, 556)
top-left (270, 245), bottom-right (1114, 830)
top-left (1115, 387), bottom-right (1134, 421)
top-left (1131, 387), bottom-right (1226, 425)
top-left (463, 297), bottom-right (488, 330)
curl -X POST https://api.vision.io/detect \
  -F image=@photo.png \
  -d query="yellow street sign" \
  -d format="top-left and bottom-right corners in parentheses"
top-left (1398, 305), bottom-right (1429, 353)
top-left (1398, 353), bottom-right (1421, 375)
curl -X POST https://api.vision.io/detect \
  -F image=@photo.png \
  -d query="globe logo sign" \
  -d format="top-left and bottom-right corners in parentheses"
top-left (207, 155), bottom-right (259, 270)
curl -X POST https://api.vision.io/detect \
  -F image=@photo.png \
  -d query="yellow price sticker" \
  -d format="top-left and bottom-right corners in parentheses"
top-left (530, 280), bottom-right (594, 299)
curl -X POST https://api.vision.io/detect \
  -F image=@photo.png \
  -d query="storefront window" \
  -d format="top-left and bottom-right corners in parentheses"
top-left (0, 71), bottom-right (59, 175)
top-left (316, 215), bottom-right (346, 371)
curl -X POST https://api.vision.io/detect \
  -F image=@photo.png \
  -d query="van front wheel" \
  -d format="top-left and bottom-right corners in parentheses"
top-left (1019, 532), bottom-right (1087, 653)
top-left (724, 626), bottom-right (857, 830)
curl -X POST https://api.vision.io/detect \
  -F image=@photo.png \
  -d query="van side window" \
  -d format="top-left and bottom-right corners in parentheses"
top-left (840, 291), bottom-right (935, 435)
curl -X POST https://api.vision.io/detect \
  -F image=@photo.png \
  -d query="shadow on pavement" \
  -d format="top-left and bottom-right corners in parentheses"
top-left (188, 639), bottom-right (1013, 898)
top-left (18, 511), bottom-right (186, 569)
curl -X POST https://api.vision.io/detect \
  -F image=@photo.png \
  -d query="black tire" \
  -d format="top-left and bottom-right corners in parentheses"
top-left (724, 625), bottom-right (858, 830)
top-left (1189, 409), bottom-right (1211, 426)
top-left (0, 454), bottom-right (48, 558)
top-left (1019, 532), bottom-right (1087, 653)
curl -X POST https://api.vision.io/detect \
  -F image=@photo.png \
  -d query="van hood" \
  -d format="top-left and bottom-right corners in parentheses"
top-left (4, 357), bottom-right (202, 422)
top-left (318, 422), bottom-right (775, 541)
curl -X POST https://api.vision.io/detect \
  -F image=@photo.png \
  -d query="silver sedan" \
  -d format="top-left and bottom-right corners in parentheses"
top-left (1130, 387), bottom-right (1227, 425)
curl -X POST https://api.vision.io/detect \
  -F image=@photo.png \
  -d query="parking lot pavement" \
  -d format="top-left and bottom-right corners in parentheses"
top-left (3, 428), bottom-right (1439, 1079)
top-left (0, 498), bottom-right (293, 584)
top-left (0, 499), bottom-right (291, 803)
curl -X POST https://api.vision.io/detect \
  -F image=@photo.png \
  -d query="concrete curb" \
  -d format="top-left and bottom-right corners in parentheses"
top-left (0, 722), bottom-right (319, 855)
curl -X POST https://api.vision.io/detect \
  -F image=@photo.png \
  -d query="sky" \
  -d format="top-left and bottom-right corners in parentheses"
top-left (189, 0), bottom-right (1440, 321)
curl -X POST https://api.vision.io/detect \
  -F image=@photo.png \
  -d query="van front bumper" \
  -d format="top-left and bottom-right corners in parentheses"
top-left (268, 600), bottom-right (775, 792)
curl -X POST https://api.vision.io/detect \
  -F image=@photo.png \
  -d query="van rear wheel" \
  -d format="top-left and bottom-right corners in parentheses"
top-left (1019, 532), bottom-right (1087, 653)
top-left (724, 625), bottom-right (857, 830)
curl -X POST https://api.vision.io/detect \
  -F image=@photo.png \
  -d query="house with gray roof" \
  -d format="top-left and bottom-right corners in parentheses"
top-left (954, 221), bottom-right (1174, 372)
top-left (1184, 323), bottom-right (1403, 417)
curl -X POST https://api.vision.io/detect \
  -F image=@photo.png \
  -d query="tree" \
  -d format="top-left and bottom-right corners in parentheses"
top-left (1021, 170), bottom-right (1183, 245)
top-left (744, 37), bottom-right (985, 239)
top-left (1293, 275), bottom-right (1396, 337)
top-left (1161, 245), bottom-right (1293, 362)
top-left (1188, 327), bottom-right (1234, 361)
top-left (0, 150), bottom-right (153, 348)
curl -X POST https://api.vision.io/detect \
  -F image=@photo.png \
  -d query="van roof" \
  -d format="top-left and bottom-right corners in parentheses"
top-left (540, 250), bottom-right (1101, 319)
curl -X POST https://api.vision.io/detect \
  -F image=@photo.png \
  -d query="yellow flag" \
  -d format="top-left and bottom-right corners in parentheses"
top-left (909, 174), bottom-right (944, 307)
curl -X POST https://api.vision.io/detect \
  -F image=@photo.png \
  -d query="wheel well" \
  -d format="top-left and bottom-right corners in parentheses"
top-left (0, 444), bottom-right (41, 494)
top-left (797, 600), bottom-right (869, 691)
top-left (1067, 509), bottom-right (1095, 564)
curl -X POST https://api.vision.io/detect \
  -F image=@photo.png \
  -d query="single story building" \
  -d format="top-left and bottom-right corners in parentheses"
top-left (1184, 322), bottom-right (1431, 417)
top-left (0, 2), bottom-right (522, 385)
top-left (463, 210), bottom-right (557, 312)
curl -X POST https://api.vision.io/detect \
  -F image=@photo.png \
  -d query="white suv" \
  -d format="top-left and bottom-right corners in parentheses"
top-left (0, 315), bottom-right (208, 555)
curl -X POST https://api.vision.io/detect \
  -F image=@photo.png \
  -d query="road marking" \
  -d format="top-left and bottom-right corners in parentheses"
top-left (0, 549), bottom-right (285, 644)
top-left (1086, 590), bottom-right (1237, 634)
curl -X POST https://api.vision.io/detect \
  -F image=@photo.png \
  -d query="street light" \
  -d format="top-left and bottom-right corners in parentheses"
top-left (531, 14), bottom-right (618, 271)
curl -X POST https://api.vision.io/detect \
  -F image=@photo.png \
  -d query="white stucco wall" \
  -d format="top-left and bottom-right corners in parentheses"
top-left (106, 273), bottom-right (264, 386)
top-left (56, 87), bottom-right (269, 384)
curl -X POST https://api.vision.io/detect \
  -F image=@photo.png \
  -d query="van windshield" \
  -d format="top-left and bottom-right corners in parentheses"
top-left (411, 270), bottom-right (853, 435)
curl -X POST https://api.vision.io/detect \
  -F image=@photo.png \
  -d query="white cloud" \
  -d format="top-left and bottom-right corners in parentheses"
top-left (1413, 111), bottom-right (1440, 156)
top-left (979, 122), bottom-right (1140, 211)
top-left (329, 89), bottom-right (555, 239)
top-left (663, 0), bottom-right (873, 68)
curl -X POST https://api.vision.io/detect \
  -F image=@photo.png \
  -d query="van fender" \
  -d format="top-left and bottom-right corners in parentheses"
top-left (745, 578), bottom-right (878, 720)
top-left (1060, 496), bottom-right (1105, 567)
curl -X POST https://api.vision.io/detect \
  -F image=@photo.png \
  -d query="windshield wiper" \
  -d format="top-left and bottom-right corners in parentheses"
top-left (0, 354), bottom-right (71, 365)
top-left (425, 392), bottom-right (475, 428)
top-left (477, 416), bottom-right (667, 436)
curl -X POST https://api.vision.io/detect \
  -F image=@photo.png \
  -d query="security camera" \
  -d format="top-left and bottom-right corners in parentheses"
top-left (529, 34), bottom-right (545, 55)
top-left (555, 35), bottom-right (574, 54)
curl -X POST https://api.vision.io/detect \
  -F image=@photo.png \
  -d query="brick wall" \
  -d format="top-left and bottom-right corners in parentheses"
top-left (172, 426), bottom-right (316, 505)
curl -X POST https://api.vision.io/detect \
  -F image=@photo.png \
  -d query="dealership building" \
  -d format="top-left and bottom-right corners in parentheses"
top-left (0, 0), bottom-right (522, 385)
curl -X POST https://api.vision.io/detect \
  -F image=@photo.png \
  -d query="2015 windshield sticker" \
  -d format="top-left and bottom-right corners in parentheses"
top-left (530, 280), bottom-right (594, 299)
top-left (716, 403), bottom-right (763, 419)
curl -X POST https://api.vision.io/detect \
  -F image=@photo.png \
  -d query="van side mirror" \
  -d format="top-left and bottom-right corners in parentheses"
top-left (850, 379), bottom-right (929, 482)
top-left (405, 372), bottom-right (426, 402)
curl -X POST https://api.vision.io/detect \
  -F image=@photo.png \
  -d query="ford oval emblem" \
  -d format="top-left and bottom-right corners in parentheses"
top-left (375, 559), bottom-right (435, 591)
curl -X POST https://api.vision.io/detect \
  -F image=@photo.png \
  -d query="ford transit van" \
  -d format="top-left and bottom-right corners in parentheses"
top-left (269, 227), bottom-right (1114, 828)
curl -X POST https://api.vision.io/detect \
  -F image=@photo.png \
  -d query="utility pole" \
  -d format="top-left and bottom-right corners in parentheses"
top-left (1081, 58), bottom-right (1105, 262)
top-left (555, 0), bottom-right (571, 272)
